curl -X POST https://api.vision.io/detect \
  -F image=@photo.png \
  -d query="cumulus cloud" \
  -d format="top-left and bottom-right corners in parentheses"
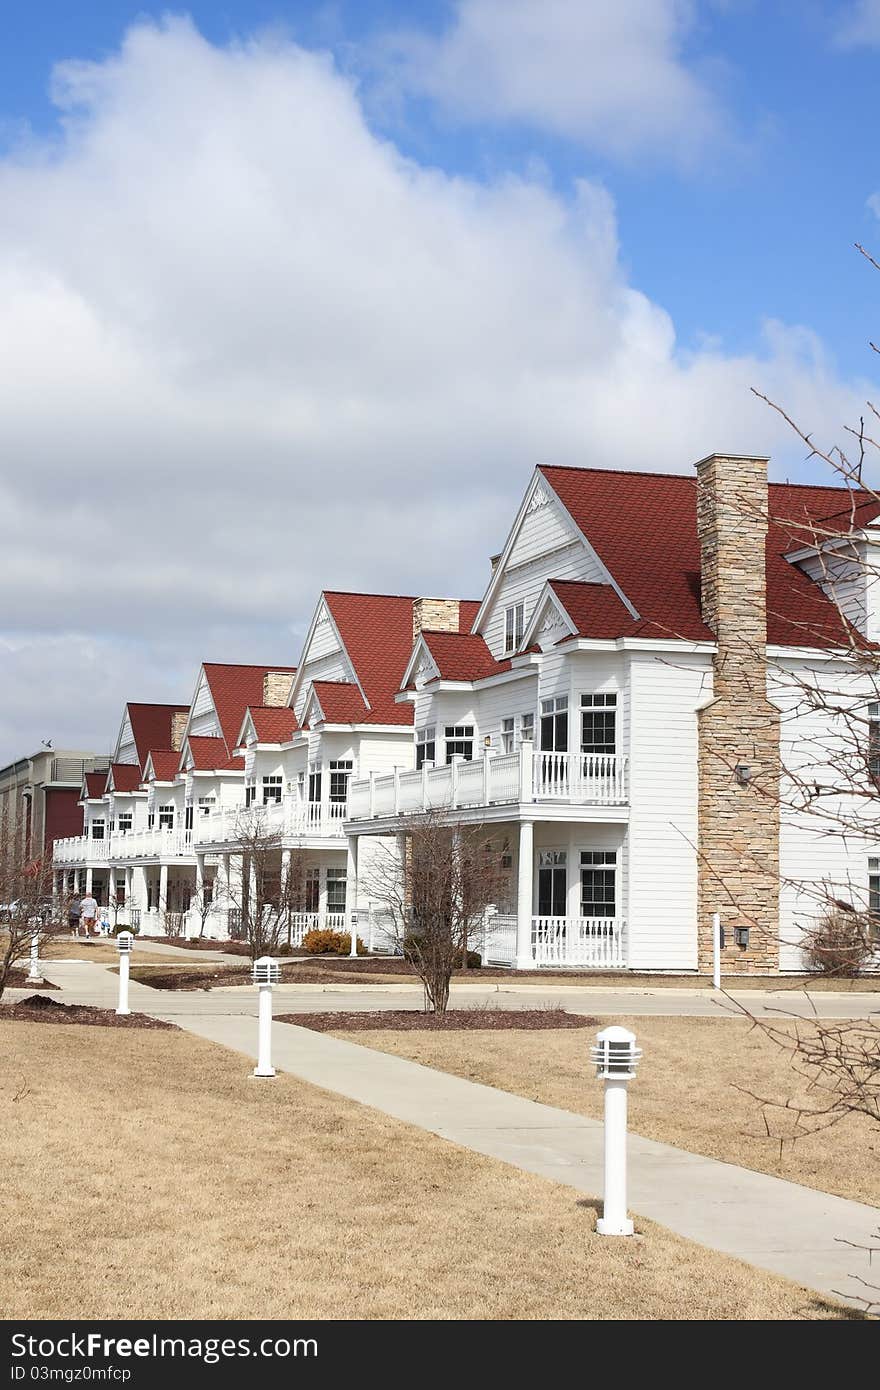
top-left (374, 0), bottom-right (726, 164)
top-left (0, 16), bottom-right (870, 761)
top-left (833, 0), bottom-right (880, 47)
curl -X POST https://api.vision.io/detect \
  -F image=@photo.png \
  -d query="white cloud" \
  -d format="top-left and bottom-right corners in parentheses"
top-left (834, 0), bottom-right (880, 47)
top-left (0, 16), bottom-right (870, 762)
top-left (375, 0), bottom-right (726, 164)
top-left (868, 191), bottom-right (880, 218)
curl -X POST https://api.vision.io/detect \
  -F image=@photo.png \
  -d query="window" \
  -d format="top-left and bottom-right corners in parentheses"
top-left (540, 696), bottom-right (568, 752)
top-left (581, 850), bottom-right (617, 919)
top-left (185, 804), bottom-right (194, 831)
top-left (308, 769), bottom-right (322, 805)
top-left (504, 602), bottom-right (525, 655)
top-left (870, 704), bottom-right (880, 784)
top-left (262, 775), bottom-right (283, 805)
top-left (117, 812), bottom-right (132, 835)
top-left (304, 867), bottom-right (320, 913)
top-left (870, 858), bottom-right (880, 916)
top-left (521, 711), bottom-right (534, 744)
top-left (445, 725), bottom-right (474, 763)
top-left (245, 782), bottom-right (256, 808)
top-left (502, 717), bottom-right (516, 754)
top-left (90, 819), bottom-right (105, 841)
top-left (158, 804), bottom-right (174, 830)
top-left (581, 693), bottom-right (617, 756)
top-left (537, 850), bottom-right (567, 917)
top-left (326, 868), bottom-right (347, 913)
top-left (147, 812), bottom-right (155, 829)
top-left (416, 726), bottom-right (436, 769)
top-left (198, 796), bottom-right (215, 818)
top-left (329, 760), bottom-right (353, 803)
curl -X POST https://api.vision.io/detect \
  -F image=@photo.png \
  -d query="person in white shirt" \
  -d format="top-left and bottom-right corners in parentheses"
top-left (79, 894), bottom-right (98, 936)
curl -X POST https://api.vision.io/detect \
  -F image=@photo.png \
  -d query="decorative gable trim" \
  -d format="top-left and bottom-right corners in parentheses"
top-left (288, 593), bottom-right (369, 717)
top-left (303, 687), bottom-right (326, 729)
top-left (399, 634), bottom-right (441, 691)
top-left (521, 583), bottom-right (578, 651)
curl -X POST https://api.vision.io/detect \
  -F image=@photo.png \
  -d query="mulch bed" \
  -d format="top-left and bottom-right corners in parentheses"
top-left (1, 994), bottom-right (177, 1029)
top-left (5, 970), bottom-right (59, 990)
top-left (278, 1008), bottom-right (595, 1031)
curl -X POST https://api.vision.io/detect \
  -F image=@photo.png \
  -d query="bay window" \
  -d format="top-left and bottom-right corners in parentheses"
top-left (262, 775), bottom-right (283, 805)
top-left (158, 804), bottom-right (174, 830)
top-left (445, 725), bottom-right (474, 763)
top-left (329, 760), bottom-right (353, 803)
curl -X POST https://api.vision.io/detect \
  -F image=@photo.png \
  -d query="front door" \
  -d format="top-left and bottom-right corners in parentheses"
top-left (537, 850), bottom-right (567, 917)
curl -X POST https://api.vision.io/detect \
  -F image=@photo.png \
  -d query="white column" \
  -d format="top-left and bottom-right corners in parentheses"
top-left (159, 862), bottom-right (169, 918)
top-left (596, 1079), bottom-right (633, 1236)
top-left (347, 836), bottom-right (359, 956)
top-left (281, 848), bottom-right (292, 946)
top-left (125, 866), bottom-right (133, 909)
top-left (515, 819), bottom-right (534, 970)
top-left (116, 951), bottom-right (131, 1016)
top-left (195, 852), bottom-right (205, 899)
top-left (254, 982), bottom-right (276, 1078)
top-left (85, 866), bottom-right (93, 895)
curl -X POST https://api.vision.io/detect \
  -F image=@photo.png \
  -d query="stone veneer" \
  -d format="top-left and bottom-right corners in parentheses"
top-left (412, 598), bottom-right (460, 642)
top-left (263, 671), bottom-right (294, 707)
top-left (170, 710), bottom-right (188, 753)
top-left (696, 453), bottom-right (781, 973)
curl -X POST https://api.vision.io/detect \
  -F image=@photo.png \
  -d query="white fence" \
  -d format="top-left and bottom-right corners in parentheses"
top-left (531, 916), bottom-right (626, 969)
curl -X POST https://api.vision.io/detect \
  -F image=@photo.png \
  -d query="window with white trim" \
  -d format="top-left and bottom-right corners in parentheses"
top-left (580, 850), bottom-right (616, 918)
top-left (540, 696), bottom-right (568, 752)
top-left (537, 850), bottom-right (567, 917)
top-left (504, 602), bottom-right (525, 655)
top-left (117, 812), bottom-right (133, 835)
top-left (90, 818), bottom-right (105, 841)
top-left (501, 717), bottom-right (516, 754)
top-left (198, 796), bottom-right (216, 818)
top-left (329, 760), bottom-right (353, 803)
top-left (326, 868), bottom-right (347, 913)
top-left (185, 804), bottom-right (194, 831)
top-left (245, 781), bottom-right (256, 809)
top-left (304, 867), bottom-right (320, 913)
top-left (581, 693), bottom-right (617, 756)
top-left (308, 768), bottom-right (322, 805)
top-left (870, 858), bottom-right (880, 917)
top-left (262, 775), bottom-right (283, 805)
top-left (521, 711), bottom-right (535, 744)
top-left (444, 725), bottom-right (474, 763)
top-left (870, 703), bottom-right (880, 784)
top-left (158, 803), bottom-right (174, 830)
top-left (416, 726), bottom-right (436, 769)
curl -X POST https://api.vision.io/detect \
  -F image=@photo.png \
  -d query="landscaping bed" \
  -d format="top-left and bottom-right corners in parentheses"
top-left (4, 970), bottom-right (58, 990)
top-left (280, 1007), bottom-right (596, 1032)
top-left (0, 993), bottom-right (176, 1029)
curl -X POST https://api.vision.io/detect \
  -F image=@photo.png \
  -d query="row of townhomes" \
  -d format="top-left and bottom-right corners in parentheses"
top-left (52, 453), bottom-right (880, 973)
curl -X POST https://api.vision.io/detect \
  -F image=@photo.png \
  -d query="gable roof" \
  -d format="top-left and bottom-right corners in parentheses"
top-left (420, 631), bottom-right (512, 683)
top-left (143, 749), bottom-right (180, 783)
top-left (82, 772), bottom-right (107, 800)
top-left (246, 706), bottom-right (299, 744)
top-left (184, 736), bottom-right (229, 772)
top-left (306, 681), bottom-right (369, 725)
top-left (540, 466), bottom-right (880, 648)
top-left (547, 580), bottom-right (647, 641)
top-left (107, 763), bottom-right (143, 794)
top-left (322, 593), bottom-right (417, 725)
top-left (126, 704), bottom-right (190, 772)
top-left (200, 664), bottom-right (297, 751)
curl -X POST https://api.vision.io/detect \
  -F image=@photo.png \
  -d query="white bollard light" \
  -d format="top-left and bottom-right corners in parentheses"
top-left (590, 1025), bottom-right (642, 1237)
top-left (712, 911), bottom-right (722, 990)
top-left (116, 930), bottom-right (133, 1016)
top-left (252, 956), bottom-right (281, 1078)
top-left (349, 911), bottom-right (359, 959)
top-left (26, 919), bottom-right (43, 983)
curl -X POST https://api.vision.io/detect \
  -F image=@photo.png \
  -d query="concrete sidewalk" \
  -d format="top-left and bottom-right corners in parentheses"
top-left (12, 961), bottom-right (880, 1307)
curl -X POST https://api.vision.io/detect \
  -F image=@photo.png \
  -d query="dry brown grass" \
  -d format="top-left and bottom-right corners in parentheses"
top-left (1, 1021), bottom-right (849, 1320)
top-left (39, 937), bottom-right (189, 964)
top-left (334, 1017), bottom-right (880, 1208)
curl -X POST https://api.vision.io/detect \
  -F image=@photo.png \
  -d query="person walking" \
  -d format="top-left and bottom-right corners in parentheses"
top-left (68, 894), bottom-right (82, 935)
top-left (79, 892), bottom-right (98, 937)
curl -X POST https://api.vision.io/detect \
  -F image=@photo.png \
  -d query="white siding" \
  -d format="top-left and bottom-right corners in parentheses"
top-left (482, 543), bottom-right (599, 660)
top-left (115, 713), bottom-right (138, 765)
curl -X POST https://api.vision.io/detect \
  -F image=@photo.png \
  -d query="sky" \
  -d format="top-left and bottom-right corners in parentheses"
top-left (1, 0), bottom-right (879, 763)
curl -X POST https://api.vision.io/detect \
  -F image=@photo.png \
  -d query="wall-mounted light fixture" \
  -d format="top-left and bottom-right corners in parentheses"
top-left (734, 764), bottom-right (752, 787)
top-left (734, 926), bottom-right (750, 949)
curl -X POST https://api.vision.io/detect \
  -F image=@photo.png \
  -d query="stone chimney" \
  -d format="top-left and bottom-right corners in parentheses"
top-left (170, 711), bottom-right (188, 753)
top-left (695, 453), bottom-right (780, 974)
top-left (263, 671), bottom-right (294, 707)
top-left (412, 598), bottom-right (460, 643)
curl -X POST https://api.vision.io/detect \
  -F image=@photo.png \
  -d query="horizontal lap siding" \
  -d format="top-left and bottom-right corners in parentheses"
top-left (627, 652), bottom-right (709, 970)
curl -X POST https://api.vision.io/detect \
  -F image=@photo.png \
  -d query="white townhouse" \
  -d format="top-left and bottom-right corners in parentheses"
top-left (53, 451), bottom-right (880, 973)
top-left (344, 454), bottom-right (880, 974)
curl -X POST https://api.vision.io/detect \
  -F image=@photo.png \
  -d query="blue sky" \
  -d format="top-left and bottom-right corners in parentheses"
top-left (3, 1), bottom-right (879, 376)
top-left (1, 1), bottom-right (880, 759)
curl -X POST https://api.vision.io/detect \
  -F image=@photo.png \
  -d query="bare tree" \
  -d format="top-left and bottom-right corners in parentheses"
top-left (0, 814), bottom-right (64, 1001)
top-left (225, 811), bottom-right (308, 961)
top-left (364, 811), bottom-right (509, 1016)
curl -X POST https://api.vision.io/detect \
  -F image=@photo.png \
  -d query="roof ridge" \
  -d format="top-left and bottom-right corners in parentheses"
top-left (540, 461), bottom-right (869, 498)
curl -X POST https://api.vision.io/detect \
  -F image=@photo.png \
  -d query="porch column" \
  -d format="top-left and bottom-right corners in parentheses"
top-left (515, 819), bottom-right (534, 970)
top-left (131, 865), bottom-right (147, 910)
top-left (73, 867), bottom-right (82, 894)
top-left (85, 866), bottom-right (93, 895)
top-left (159, 862), bottom-right (169, 918)
top-left (125, 866), bottom-right (133, 906)
top-left (195, 852), bottom-right (205, 900)
top-left (346, 836), bottom-right (358, 955)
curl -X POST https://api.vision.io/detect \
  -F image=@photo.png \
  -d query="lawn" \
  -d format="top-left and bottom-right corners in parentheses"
top-left (332, 1017), bottom-right (880, 1208)
top-left (0, 1020), bottom-right (849, 1320)
top-left (38, 936), bottom-right (191, 965)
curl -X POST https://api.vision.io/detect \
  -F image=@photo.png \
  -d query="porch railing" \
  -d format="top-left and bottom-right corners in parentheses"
top-left (347, 745), bottom-right (628, 821)
top-left (531, 916), bottom-right (626, 968)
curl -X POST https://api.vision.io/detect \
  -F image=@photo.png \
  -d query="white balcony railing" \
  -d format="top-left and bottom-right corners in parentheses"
top-left (347, 745), bottom-right (628, 822)
top-left (531, 915), bottom-right (626, 969)
top-left (194, 797), bottom-right (347, 847)
top-left (54, 828), bottom-right (192, 863)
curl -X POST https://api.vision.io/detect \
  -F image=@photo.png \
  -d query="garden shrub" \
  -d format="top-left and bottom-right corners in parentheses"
top-left (805, 908), bottom-right (874, 977)
top-left (301, 928), bottom-right (365, 956)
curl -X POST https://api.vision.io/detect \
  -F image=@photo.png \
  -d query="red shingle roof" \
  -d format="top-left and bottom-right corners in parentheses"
top-left (145, 749), bottom-right (180, 782)
top-left (108, 763), bottom-right (143, 793)
top-left (201, 664), bottom-right (296, 752)
top-left (540, 466), bottom-right (879, 647)
top-left (126, 704), bottom-right (190, 772)
top-left (323, 593), bottom-right (416, 725)
top-left (308, 681), bottom-right (369, 724)
top-left (248, 707), bottom-right (299, 743)
top-left (185, 736), bottom-right (228, 772)
top-left (421, 631), bottom-right (511, 682)
top-left (83, 772), bottom-right (107, 799)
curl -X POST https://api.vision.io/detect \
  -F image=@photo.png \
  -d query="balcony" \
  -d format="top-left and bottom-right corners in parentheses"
top-left (53, 829), bottom-right (192, 863)
top-left (193, 797), bottom-right (347, 847)
top-left (347, 746), bottom-right (628, 823)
